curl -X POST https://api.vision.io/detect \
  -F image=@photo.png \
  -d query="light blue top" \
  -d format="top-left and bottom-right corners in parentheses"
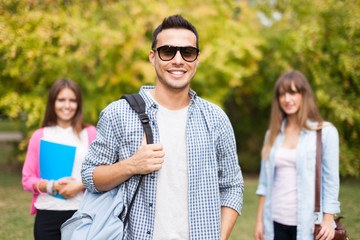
top-left (256, 119), bottom-right (340, 240)
top-left (82, 85), bottom-right (244, 240)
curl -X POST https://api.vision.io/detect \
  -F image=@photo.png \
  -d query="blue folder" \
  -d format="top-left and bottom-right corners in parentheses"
top-left (39, 139), bottom-right (76, 200)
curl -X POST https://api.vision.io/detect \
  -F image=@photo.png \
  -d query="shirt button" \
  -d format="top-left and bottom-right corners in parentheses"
top-left (149, 203), bottom-right (153, 207)
top-left (147, 231), bottom-right (151, 234)
top-left (150, 176), bottom-right (155, 179)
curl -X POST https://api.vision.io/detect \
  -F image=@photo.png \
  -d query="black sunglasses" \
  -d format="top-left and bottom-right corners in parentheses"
top-left (152, 45), bottom-right (199, 62)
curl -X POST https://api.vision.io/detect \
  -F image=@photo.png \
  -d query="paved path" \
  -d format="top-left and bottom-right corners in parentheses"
top-left (0, 132), bottom-right (23, 141)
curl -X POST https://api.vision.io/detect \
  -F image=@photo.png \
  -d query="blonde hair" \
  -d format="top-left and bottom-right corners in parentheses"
top-left (262, 70), bottom-right (323, 160)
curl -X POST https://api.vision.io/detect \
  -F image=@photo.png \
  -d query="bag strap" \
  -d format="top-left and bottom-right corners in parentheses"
top-left (121, 93), bottom-right (153, 144)
top-left (120, 93), bottom-right (153, 227)
top-left (315, 129), bottom-right (322, 212)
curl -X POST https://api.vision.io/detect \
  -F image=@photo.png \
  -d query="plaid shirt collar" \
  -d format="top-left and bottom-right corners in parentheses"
top-left (139, 85), bottom-right (198, 110)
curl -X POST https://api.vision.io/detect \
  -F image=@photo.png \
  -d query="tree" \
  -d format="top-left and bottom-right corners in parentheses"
top-left (2, 0), bottom-right (358, 177)
top-left (0, 0), bottom-right (263, 162)
top-left (228, 0), bottom-right (360, 177)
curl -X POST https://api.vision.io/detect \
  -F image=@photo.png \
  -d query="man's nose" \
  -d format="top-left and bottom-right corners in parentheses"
top-left (172, 50), bottom-right (184, 64)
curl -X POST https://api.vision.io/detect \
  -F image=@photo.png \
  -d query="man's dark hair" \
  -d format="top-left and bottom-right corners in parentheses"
top-left (152, 14), bottom-right (199, 49)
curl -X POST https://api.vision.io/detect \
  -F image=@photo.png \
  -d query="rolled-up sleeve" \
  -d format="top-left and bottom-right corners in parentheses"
top-left (81, 106), bottom-right (120, 192)
top-left (322, 126), bottom-right (340, 214)
top-left (217, 112), bottom-right (244, 215)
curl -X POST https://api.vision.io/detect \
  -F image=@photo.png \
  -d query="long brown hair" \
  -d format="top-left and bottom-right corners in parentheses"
top-left (262, 70), bottom-right (323, 160)
top-left (42, 78), bottom-right (85, 135)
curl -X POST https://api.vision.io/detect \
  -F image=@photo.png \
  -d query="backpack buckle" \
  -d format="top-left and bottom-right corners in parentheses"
top-left (139, 113), bottom-right (149, 124)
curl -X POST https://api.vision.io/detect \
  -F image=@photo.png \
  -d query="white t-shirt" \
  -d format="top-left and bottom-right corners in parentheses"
top-left (34, 126), bottom-right (88, 211)
top-left (147, 92), bottom-right (190, 240)
top-left (272, 147), bottom-right (297, 226)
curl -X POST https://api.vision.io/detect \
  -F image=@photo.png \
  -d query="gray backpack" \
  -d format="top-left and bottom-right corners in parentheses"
top-left (60, 93), bottom-right (152, 240)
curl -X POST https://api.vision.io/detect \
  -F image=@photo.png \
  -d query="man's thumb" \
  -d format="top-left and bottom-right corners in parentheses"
top-left (141, 134), bottom-right (147, 146)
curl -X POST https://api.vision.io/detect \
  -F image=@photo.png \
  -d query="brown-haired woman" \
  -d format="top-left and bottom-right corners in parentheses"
top-left (22, 79), bottom-right (96, 240)
top-left (254, 71), bottom-right (340, 240)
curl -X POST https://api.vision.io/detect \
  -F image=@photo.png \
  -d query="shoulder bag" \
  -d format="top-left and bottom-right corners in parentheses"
top-left (313, 129), bottom-right (349, 240)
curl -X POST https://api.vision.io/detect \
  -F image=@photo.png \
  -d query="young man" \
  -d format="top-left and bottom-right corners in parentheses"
top-left (82, 15), bottom-right (243, 240)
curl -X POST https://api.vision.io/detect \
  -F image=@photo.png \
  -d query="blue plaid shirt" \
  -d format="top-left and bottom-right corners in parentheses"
top-left (82, 86), bottom-right (244, 240)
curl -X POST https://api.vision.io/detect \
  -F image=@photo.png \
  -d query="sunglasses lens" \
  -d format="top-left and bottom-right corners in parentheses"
top-left (157, 46), bottom-right (199, 62)
top-left (181, 47), bottom-right (198, 61)
top-left (159, 46), bottom-right (177, 61)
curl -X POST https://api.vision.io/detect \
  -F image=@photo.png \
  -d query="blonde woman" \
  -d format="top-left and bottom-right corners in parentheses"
top-left (254, 71), bottom-right (340, 240)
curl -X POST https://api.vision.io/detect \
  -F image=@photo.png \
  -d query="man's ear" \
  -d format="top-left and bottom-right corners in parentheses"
top-left (149, 50), bottom-right (155, 66)
top-left (195, 52), bottom-right (200, 66)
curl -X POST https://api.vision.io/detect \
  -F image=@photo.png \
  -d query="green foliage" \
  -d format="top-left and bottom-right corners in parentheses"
top-left (0, 0), bottom-right (359, 177)
top-left (0, 0), bottom-right (159, 127)
top-left (228, 0), bottom-right (360, 177)
top-left (0, 0), bottom-right (263, 161)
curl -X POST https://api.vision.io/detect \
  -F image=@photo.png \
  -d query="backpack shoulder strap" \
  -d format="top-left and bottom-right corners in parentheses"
top-left (120, 93), bottom-right (153, 227)
top-left (121, 93), bottom-right (153, 144)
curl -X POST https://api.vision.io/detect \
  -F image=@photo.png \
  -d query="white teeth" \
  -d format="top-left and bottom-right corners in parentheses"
top-left (170, 71), bottom-right (184, 75)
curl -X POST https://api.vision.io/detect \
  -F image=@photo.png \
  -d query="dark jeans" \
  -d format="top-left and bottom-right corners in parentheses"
top-left (273, 221), bottom-right (297, 240)
top-left (34, 209), bottom-right (76, 240)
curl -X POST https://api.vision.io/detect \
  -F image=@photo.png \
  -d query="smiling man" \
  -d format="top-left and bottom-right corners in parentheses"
top-left (82, 15), bottom-right (244, 240)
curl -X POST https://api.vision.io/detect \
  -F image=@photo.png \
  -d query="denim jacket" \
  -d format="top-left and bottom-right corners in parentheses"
top-left (256, 120), bottom-right (340, 240)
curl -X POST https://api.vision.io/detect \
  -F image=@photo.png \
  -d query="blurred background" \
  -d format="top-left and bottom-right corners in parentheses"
top-left (1, 0), bottom-right (359, 177)
top-left (0, 0), bottom-right (359, 239)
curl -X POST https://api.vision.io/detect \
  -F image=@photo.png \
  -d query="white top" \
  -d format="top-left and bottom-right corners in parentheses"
top-left (272, 147), bottom-right (297, 226)
top-left (34, 126), bottom-right (88, 211)
top-left (148, 92), bottom-right (190, 240)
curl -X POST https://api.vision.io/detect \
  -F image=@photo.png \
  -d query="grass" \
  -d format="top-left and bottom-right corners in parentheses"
top-left (231, 176), bottom-right (259, 240)
top-left (0, 172), bottom-right (35, 240)
top-left (231, 176), bottom-right (360, 239)
top-left (0, 172), bottom-right (358, 240)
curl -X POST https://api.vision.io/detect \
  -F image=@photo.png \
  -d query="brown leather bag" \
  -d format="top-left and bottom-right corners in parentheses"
top-left (313, 130), bottom-right (349, 240)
